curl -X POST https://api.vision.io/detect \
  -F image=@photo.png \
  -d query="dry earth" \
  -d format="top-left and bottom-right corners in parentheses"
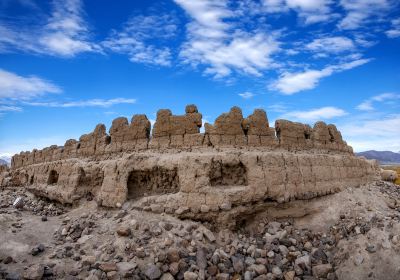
top-left (1, 181), bottom-right (400, 280)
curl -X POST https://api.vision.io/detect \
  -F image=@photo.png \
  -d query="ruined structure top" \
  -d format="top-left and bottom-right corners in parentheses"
top-left (11, 105), bottom-right (353, 169)
top-left (3, 104), bottom-right (378, 226)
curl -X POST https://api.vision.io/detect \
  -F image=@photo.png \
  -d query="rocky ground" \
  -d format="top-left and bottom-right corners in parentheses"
top-left (1, 181), bottom-right (400, 280)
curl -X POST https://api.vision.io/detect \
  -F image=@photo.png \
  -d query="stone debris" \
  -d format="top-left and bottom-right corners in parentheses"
top-left (12, 197), bottom-right (23, 209)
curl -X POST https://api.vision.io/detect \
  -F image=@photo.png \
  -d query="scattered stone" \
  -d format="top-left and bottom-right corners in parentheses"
top-left (197, 247), bottom-right (208, 270)
top-left (22, 264), bottom-right (44, 280)
top-left (216, 273), bottom-right (230, 280)
top-left (41, 215), bottom-right (47, 222)
top-left (295, 255), bottom-right (311, 272)
top-left (366, 245), bottom-right (376, 253)
top-left (284, 271), bottom-right (295, 280)
top-left (312, 264), bottom-right (332, 278)
top-left (232, 255), bottom-right (244, 273)
top-left (145, 264), bottom-right (162, 280)
top-left (184, 271), bottom-right (198, 280)
top-left (5, 272), bottom-right (20, 280)
top-left (82, 255), bottom-right (96, 266)
top-left (161, 273), bottom-right (175, 280)
top-left (116, 227), bottom-right (131, 237)
top-left (99, 262), bottom-right (117, 272)
top-left (13, 197), bottom-right (24, 209)
top-left (220, 202), bottom-right (232, 211)
top-left (31, 244), bottom-right (45, 256)
top-left (175, 207), bottom-right (189, 215)
top-left (353, 254), bottom-right (364, 266)
top-left (167, 248), bottom-right (180, 263)
top-left (272, 266), bottom-right (282, 276)
top-left (117, 262), bottom-right (137, 277)
top-left (202, 228), bottom-right (216, 242)
top-left (3, 256), bottom-right (13, 264)
top-left (200, 205), bottom-right (210, 213)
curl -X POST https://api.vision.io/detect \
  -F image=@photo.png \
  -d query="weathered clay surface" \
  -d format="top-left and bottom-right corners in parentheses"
top-left (3, 105), bottom-right (379, 222)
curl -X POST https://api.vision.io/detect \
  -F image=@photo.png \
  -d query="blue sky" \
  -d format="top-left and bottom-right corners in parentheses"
top-left (0, 0), bottom-right (399, 159)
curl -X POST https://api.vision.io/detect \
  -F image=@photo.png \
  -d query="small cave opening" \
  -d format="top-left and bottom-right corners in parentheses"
top-left (105, 135), bottom-right (111, 145)
top-left (209, 161), bottom-right (248, 186)
top-left (328, 130), bottom-right (335, 143)
top-left (29, 175), bottom-right (34, 185)
top-left (304, 131), bottom-right (311, 139)
top-left (127, 167), bottom-right (179, 200)
top-left (275, 127), bottom-right (281, 141)
top-left (47, 170), bottom-right (59, 185)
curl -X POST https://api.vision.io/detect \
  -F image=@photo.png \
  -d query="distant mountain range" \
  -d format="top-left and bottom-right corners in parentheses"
top-left (0, 159), bottom-right (9, 166)
top-left (356, 150), bottom-right (400, 165)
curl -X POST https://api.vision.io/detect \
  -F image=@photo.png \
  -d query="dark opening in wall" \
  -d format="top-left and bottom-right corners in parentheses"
top-left (304, 131), bottom-right (311, 139)
top-left (105, 136), bottom-right (111, 145)
top-left (77, 167), bottom-right (104, 197)
top-left (29, 175), bottom-right (34, 185)
top-left (328, 130), bottom-right (335, 143)
top-left (275, 128), bottom-right (281, 141)
top-left (47, 170), bottom-right (59, 185)
top-left (127, 167), bottom-right (179, 200)
top-left (209, 161), bottom-right (248, 186)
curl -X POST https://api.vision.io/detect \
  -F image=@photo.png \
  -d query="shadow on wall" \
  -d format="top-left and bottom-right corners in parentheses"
top-left (209, 160), bottom-right (248, 186)
top-left (127, 167), bottom-right (180, 200)
top-left (47, 170), bottom-right (59, 185)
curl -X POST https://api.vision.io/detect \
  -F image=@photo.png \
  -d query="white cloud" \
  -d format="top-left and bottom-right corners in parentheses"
top-left (386, 18), bottom-right (400, 38)
top-left (39, 0), bottom-right (99, 56)
top-left (281, 106), bottom-right (348, 122)
top-left (102, 14), bottom-right (177, 66)
top-left (0, 105), bottom-right (22, 112)
top-left (356, 92), bottom-right (400, 111)
top-left (238, 91), bottom-right (255, 99)
top-left (267, 103), bottom-right (288, 113)
top-left (269, 58), bottom-right (370, 94)
top-left (23, 98), bottom-right (136, 108)
top-left (339, 0), bottom-right (393, 30)
top-left (0, 69), bottom-right (61, 100)
top-left (175, 0), bottom-right (280, 78)
top-left (0, 0), bottom-right (99, 57)
top-left (262, 0), bottom-right (334, 24)
top-left (306, 36), bottom-right (355, 53)
top-left (340, 114), bottom-right (400, 152)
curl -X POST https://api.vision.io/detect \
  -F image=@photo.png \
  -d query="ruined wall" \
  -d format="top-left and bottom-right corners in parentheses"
top-left (4, 104), bottom-right (379, 223)
top-left (11, 105), bottom-right (354, 169)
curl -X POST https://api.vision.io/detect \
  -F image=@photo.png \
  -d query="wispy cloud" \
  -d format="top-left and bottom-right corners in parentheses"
top-left (267, 103), bottom-right (288, 113)
top-left (238, 91), bottom-right (255, 99)
top-left (356, 92), bottom-right (400, 111)
top-left (102, 14), bottom-right (178, 66)
top-left (175, 0), bottom-right (280, 78)
top-left (24, 98), bottom-right (136, 108)
top-left (340, 114), bottom-right (400, 151)
top-left (39, 0), bottom-right (99, 56)
top-left (0, 0), bottom-right (99, 57)
top-left (281, 106), bottom-right (348, 122)
top-left (0, 69), bottom-right (61, 100)
top-left (338, 0), bottom-right (394, 30)
top-left (305, 36), bottom-right (355, 54)
top-left (386, 18), bottom-right (400, 38)
top-left (0, 105), bottom-right (22, 112)
top-left (261, 0), bottom-right (334, 24)
top-left (269, 58), bottom-right (371, 94)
